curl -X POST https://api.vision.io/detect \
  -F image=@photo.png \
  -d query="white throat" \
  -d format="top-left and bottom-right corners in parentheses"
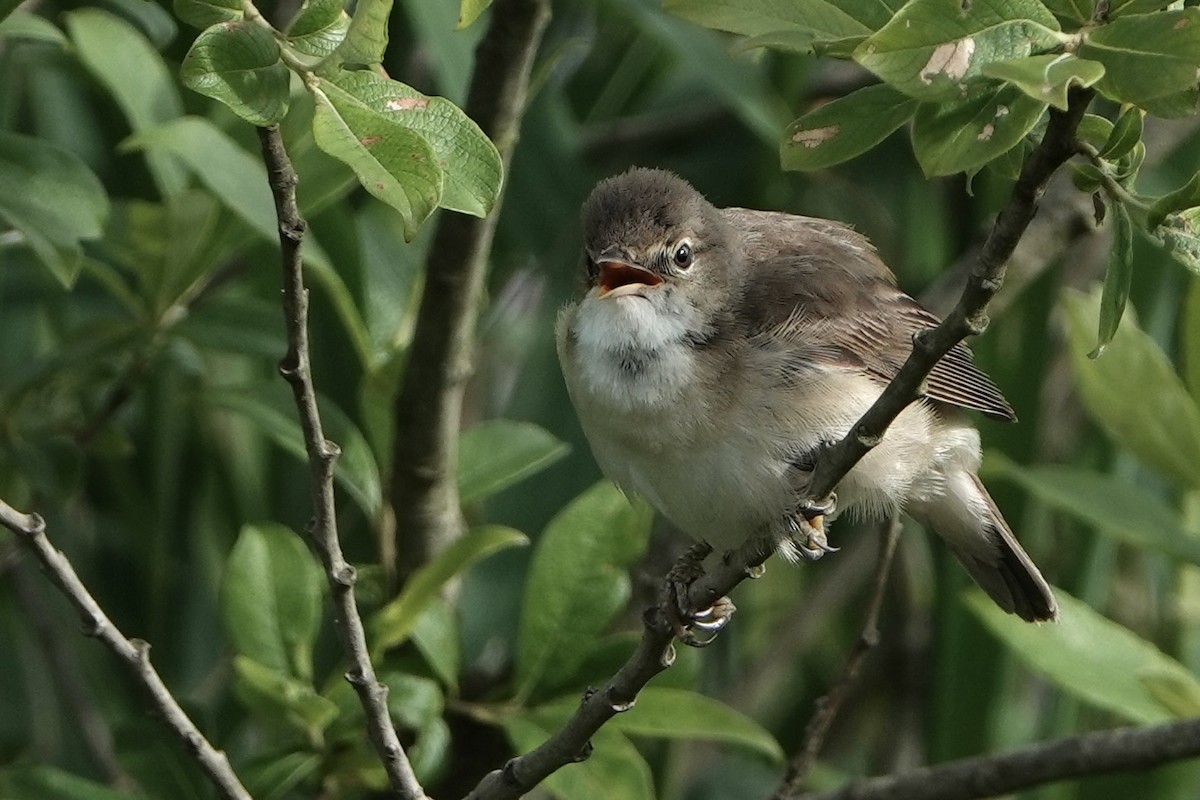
top-left (571, 291), bottom-right (702, 409)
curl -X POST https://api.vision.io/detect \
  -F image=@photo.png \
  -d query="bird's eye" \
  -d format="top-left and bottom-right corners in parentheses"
top-left (672, 242), bottom-right (693, 269)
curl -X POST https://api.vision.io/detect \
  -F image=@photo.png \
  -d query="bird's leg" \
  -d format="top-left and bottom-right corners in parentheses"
top-left (787, 447), bottom-right (840, 559)
top-left (661, 542), bottom-right (736, 647)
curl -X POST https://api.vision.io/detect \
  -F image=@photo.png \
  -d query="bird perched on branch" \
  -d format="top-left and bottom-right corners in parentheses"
top-left (556, 168), bottom-right (1056, 625)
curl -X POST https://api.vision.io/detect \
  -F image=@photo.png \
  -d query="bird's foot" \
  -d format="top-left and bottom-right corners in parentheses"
top-left (786, 493), bottom-right (839, 560)
top-left (661, 543), bottom-right (736, 647)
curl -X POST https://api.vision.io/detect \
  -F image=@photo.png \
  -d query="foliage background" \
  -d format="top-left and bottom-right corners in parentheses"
top-left (3, 0), bottom-right (1200, 798)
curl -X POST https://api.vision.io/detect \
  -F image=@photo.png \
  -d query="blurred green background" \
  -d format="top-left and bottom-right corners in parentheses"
top-left (3, 0), bottom-right (1200, 798)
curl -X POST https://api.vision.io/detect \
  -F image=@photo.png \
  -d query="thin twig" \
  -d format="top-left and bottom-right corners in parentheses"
top-left (804, 88), bottom-right (1094, 504)
top-left (774, 517), bottom-right (904, 799)
top-left (256, 124), bottom-right (427, 800)
top-left (789, 716), bottom-right (1200, 800)
top-left (388, 0), bottom-right (551, 581)
top-left (0, 500), bottom-right (252, 800)
top-left (465, 88), bottom-right (1097, 800)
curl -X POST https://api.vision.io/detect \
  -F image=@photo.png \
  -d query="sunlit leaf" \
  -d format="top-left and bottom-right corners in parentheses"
top-left (980, 53), bottom-right (1104, 110)
top-left (911, 85), bottom-right (1046, 177)
top-left (1079, 9), bottom-right (1200, 106)
top-left (1091, 202), bottom-right (1133, 357)
top-left (181, 21), bottom-right (290, 126)
top-left (781, 83), bottom-right (918, 171)
top-left (173, 0), bottom-right (242, 29)
top-left (332, 0), bottom-right (390, 66)
top-left (458, 0), bottom-right (491, 29)
top-left (286, 0), bottom-right (349, 58)
top-left (458, 420), bottom-right (570, 504)
top-left (233, 655), bottom-right (340, 732)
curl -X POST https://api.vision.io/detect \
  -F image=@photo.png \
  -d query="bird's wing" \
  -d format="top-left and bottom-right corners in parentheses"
top-left (726, 208), bottom-right (1016, 422)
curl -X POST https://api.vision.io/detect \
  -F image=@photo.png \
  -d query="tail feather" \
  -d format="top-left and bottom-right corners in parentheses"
top-left (911, 472), bottom-right (1057, 623)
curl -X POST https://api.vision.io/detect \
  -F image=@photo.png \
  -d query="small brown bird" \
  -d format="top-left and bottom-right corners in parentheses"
top-left (556, 168), bottom-right (1056, 622)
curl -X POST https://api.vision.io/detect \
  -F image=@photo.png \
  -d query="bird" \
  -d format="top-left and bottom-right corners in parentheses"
top-left (555, 167), bottom-right (1057, 624)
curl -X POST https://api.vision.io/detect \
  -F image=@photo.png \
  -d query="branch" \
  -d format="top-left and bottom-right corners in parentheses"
top-left (773, 518), bottom-right (903, 799)
top-left (466, 88), bottom-right (1097, 800)
top-left (389, 0), bottom-right (551, 579)
top-left (0, 500), bottom-right (252, 800)
top-left (805, 88), bottom-right (1094, 504)
top-left (256, 124), bottom-right (427, 800)
top-left (789, 717), bottom-right (1200, 800)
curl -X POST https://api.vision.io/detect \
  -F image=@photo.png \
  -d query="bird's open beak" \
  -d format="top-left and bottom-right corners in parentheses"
top-left (596, 261), bottom-right (663, 299)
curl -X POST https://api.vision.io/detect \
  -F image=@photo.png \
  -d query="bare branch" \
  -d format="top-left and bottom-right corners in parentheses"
top-left (789, 717), bottom-right (1200, 800)
top-left (0, 500), bottom-right (252, 800)
top-left (774, 517), bottom-right (903, 798)
top-left (389, 0), bottom-right (551, 579)
top-left (256, 124), bottom-right (427, 800)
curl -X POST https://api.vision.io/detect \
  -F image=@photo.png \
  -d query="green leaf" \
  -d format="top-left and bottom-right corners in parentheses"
top-left (411, 598), bottom-right (460, 687)
top-left (515, 482), bottom-right (653, 699)
top-left (781, 83), bottom-right (918, 171)
top-left (458, 420), bottom-right (570, 504)
top-left (0, 131), bottom-right (109, 287)
top-left (233, 655), bottom-right (340, 732)
top-left (1142, 87), bottom-right (1200, 120)
top-left (1148, 173), bottom-right (1200, 229)
top-left (911, 85), bottom-right (1046, 177)
top-left (458, 0), bottom-right (491, 28)
top-left (181, 21), bottom-right (290, 126)
top-left (310, 77), bottom-right (442, 240)
top-left (286, 0), bottom-right (349, 58)
top-left (221, 523), bottom-right (325, 679)
top-left (0, 10), bottom-right (67, 44)
top-left (854, 0), bottom-right (1062, 101)
top-left (980, 53), bottom-right (1104, 110)
top-left (1079, 9), bottom-right (1200, 106)
top-left (65, 9), bottom-right (187, 197)
top-left (206, 385), bottom-right (383, 517)
top-left (663, 0), bottom-right (876, 45)
top-left (966, 587), bottom-right (1200, 723)
top-left (1061, 288), bottom-right (1200, 489)
top-left (370, 525), bottom-right (528, 654)
top-left (1099, 105), bottom-right (1143, 160)
top-left (173, 0), bottom-right (242, 29)
top-left (542, 687), bottom-right (785, 761)
top-left (1185, 279), bottom-right (1200, 405)
top-left (0, 765), bottom-right (143, 800)
top-left (332, 0), bottom-right (391, 66)
top-left (1040, 0), bottom-right (1092, 24)
top-left (1158, 209), bottom-right (1200, 276)
top-left (987, 457), bottom-right (1200, 566)
top-left (1091, 202), bottom-right (1133, 357)
top-left (242, 751), bottom-right (322, 800)
top-left (1141, 667), bottom-right (1200, 717)
top-left (325, 70), bottom-right (502, 216)
top-left (382, 671), bottom-right (444, 730)
top-left (503, 714), bottom-right (654, 800)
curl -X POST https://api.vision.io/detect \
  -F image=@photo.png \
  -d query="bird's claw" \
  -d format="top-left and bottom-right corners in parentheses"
top-left (662, 543), bottom-right (736, 647)
top-left (800, 491), bottom-right (838, 520)
top-left (786, 500), bottom-right (840, 561)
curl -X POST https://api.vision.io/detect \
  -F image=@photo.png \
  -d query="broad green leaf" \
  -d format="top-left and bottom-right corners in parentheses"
top-left (988, 458), bottom-right (1200, 566)
top-left (1061, 288), bottom-right (1200, 489)
top-left (781, 83), bottom-right (918, 171)
top-left (733, 29), bottom-right (865, 56)
top-left (1142, 87), bottom-right (1200, 120)
top-left (412, 598), bottom-right (460, 687)
top-left (854, 0), bottom-right (1062, 101)
top-left (1142, 668), bottom-right (1200, 717)
top-left (1041, 0), bottom-right (1092, 24)
top-left (1075, 112), bottom-right (1113, 151)
top-left (0, 765), bottom-right (142, 800)
top-left (1079, 9), bottom-right (1200, 106)
top-left (966, 588), bottom-right (1200, 723)
top-left (1158, 209), bottom-right (1200, 276)
top-left (1091, 202), bottom-right (1133, 357)
top-left (0, 10), bottom-right (67, 44)
top-left (371, 525), bottom-right (529, 654)
top-left (207, 385), bottom-right (383, 517)
top-left (663, 0), bottom-right (874, 45)
top-left (1148, 173), bottom-right (1200, 230)
top-left (382, 671), bottom-right (444, 730)
top-left (332, 0), bottom-right (391, 66)
top-left (1185, 279), bottom-right (1200, 405)
top-left (0, 131), bottom-right (109, 287)
top-left (535, 687), bottom-right (784, 761)
top-left (181, 21), bottom-right (290, 126)
top-left (458, 0), bottom-right (491, 29)
top-left (326, 70), bottom-right (502, 216)
top-left (173, 0), bottom-right (242, 29)
top-left (515, 482), bottom-right (653, 698)
top-left (233, 655), bottom-right (340, 732)
top-left (64, 9), bottom-right (186, 197)
top-left (221, 523), bottom-right (325, 679)
top-left (981, 53), bottom-right (1104, 110)
top-left (1099, 105), bottom-right (1143, 160)
top-left (503, 714), bottom-right (654, 800)
top-left (911, 85), bottom-right (1046, 177)
top-left (1105, 0), bottom-right (1169, 16)
top-left (242, 751), bottom-right (322, 800)
top-left (286, 0), bottom-right (349, 58)
top-left (457, 420), bottom-right (570, 504)
top-left (310, 78), bottom-right (442, 240)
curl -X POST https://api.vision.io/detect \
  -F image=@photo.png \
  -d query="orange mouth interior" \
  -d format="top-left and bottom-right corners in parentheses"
top-left (598, 262), bottom-right (663, 295)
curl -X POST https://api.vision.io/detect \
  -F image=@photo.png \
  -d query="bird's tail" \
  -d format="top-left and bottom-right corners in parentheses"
top-left (909, 471), bottom-right (1057, 622)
